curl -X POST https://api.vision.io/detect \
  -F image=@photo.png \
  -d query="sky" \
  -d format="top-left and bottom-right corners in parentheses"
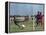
top-left (10, 3), bottom-right (44, 16)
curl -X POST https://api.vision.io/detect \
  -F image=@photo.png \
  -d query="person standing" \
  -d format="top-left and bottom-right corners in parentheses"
top-left (36, 11), bottom-right (42, 26)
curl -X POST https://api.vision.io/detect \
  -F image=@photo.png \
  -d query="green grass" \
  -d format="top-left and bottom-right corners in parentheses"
top-left (9, 19), bottom-right (44, 33)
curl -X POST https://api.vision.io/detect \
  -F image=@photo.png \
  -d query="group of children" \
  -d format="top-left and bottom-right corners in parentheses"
top-left (35, 11), bottom-right (44, 26)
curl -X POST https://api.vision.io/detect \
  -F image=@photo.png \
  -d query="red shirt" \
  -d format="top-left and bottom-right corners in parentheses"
top-left (36, 14), bottom-right (42, 20)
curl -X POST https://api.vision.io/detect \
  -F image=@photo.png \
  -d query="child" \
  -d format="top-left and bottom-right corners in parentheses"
top-left (36, 11), bottom-right (43, 26)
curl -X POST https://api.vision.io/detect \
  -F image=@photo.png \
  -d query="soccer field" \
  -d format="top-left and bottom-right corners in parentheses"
top-left (9, 18), bottom-right (44, 33)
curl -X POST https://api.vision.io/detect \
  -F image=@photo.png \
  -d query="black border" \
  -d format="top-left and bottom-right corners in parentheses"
top-left (9, 2), bottom-right (44, 5)
top-left (5, 1), bottom-right (8, 33)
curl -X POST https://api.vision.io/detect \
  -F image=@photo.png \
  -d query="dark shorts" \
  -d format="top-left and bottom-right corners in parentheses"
top-left (36, 19), bottom-right (42, 23)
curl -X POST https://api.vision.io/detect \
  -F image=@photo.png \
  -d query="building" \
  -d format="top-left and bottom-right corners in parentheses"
top-left (10, 15), bottom-right (30, 23)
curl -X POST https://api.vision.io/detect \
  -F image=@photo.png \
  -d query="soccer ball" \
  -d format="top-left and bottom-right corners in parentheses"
top-left (22, 24), bottom-right (26, 28)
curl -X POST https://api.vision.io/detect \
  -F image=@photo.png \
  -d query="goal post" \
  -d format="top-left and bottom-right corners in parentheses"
top-left (33, 16), bottom-right (35, 31)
